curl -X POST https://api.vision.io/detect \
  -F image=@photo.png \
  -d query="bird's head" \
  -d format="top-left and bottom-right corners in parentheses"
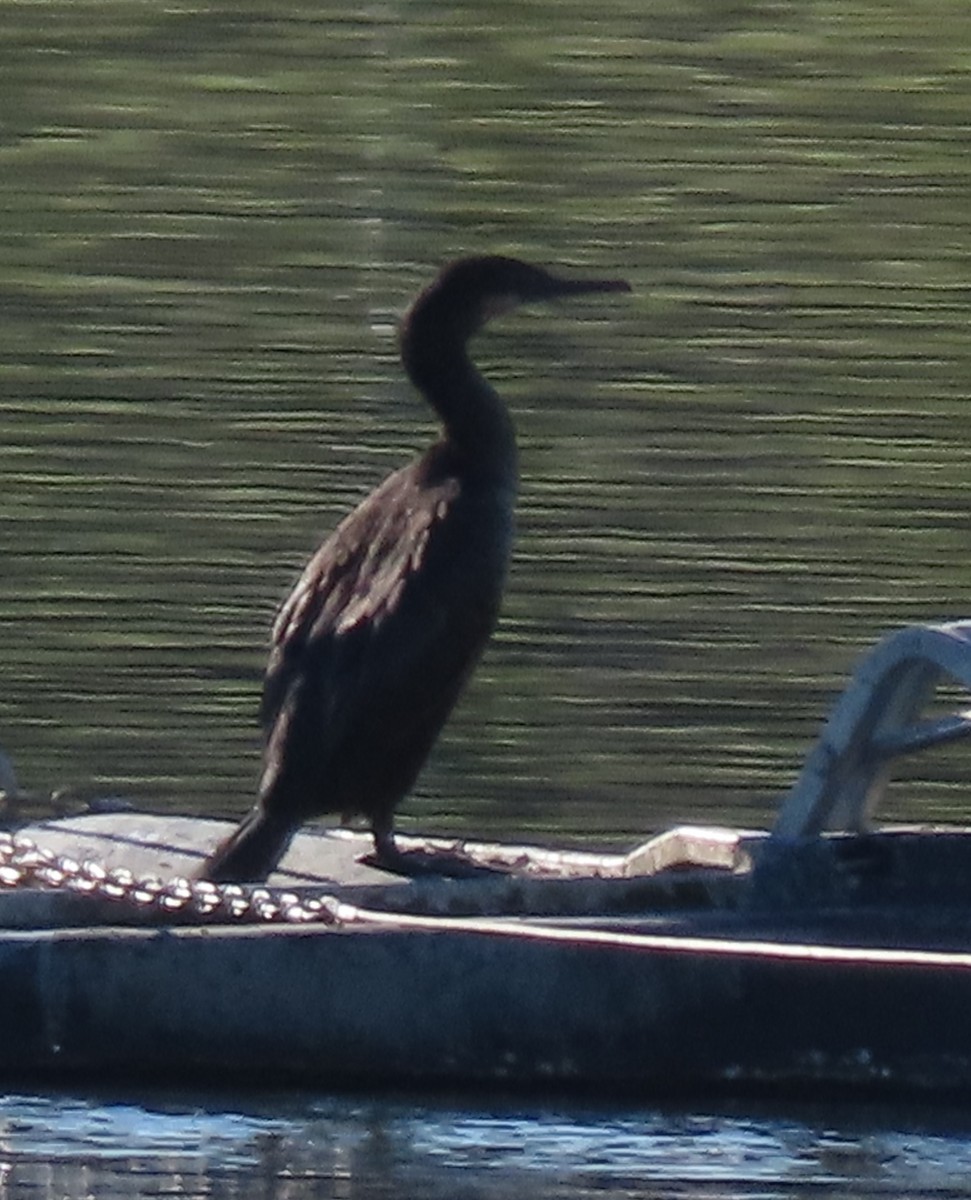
top-left (401, 255), bottom-right (631, 354)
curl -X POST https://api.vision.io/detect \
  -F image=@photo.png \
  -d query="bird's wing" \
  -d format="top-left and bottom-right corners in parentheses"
top-left (260, 467), bottom-right (463, 736)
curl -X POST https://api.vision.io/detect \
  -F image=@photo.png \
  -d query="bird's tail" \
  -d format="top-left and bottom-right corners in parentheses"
top-left (197, 806), bottom-right (295, 883)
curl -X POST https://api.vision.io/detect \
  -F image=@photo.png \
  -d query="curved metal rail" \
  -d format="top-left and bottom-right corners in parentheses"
top-left (773, 621), bottom-right (971, 839)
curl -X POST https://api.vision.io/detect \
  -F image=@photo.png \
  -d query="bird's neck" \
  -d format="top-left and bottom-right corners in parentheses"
top-left (403, 337), bottom-right (517, 485)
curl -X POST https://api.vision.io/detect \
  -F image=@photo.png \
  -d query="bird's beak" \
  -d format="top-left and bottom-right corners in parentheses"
top-left (547, 275), bottom-right (632, 300)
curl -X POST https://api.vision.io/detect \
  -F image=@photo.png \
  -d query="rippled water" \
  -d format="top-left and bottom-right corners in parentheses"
top-left (4, 1089), bottom-right (971, 1200)
top-left (2, 0), bottom-right (971, 844)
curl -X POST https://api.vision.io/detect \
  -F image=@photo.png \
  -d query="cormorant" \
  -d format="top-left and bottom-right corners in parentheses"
top-left (199, 255), bottom-right (630, 882)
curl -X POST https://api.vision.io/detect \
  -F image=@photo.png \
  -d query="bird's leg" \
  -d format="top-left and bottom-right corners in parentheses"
top-left (370, 818), bottom-right (402, 869)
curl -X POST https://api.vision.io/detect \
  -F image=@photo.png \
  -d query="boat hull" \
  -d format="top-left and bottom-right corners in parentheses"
top-left (2, 916), bottom-right (970, 1094)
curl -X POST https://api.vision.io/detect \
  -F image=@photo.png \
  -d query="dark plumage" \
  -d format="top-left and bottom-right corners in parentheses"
top-left (200, 256), bottom-right (630, 882)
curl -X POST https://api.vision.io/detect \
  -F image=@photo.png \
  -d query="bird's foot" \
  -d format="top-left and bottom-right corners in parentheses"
top-left (362, 834), bottom-right (506, 879)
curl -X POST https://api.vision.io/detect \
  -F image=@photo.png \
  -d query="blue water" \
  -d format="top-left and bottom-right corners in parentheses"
top-left (2, 1088), bottom-right (971, 1198)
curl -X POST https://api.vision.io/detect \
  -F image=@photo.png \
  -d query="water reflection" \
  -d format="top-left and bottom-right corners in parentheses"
top-left (3, 1089), bottom-right (971, 1199)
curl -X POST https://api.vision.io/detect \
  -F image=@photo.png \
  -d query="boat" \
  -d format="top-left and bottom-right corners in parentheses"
top-left (3, 619), bottom-right (971, 1096)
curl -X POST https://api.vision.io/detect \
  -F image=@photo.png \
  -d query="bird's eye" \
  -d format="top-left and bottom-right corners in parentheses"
top-left (481, 293), bottom-right (518, 322)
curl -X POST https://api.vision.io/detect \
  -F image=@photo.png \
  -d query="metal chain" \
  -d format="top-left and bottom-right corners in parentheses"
top-left (0, 830), bottom-right (342, 925)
